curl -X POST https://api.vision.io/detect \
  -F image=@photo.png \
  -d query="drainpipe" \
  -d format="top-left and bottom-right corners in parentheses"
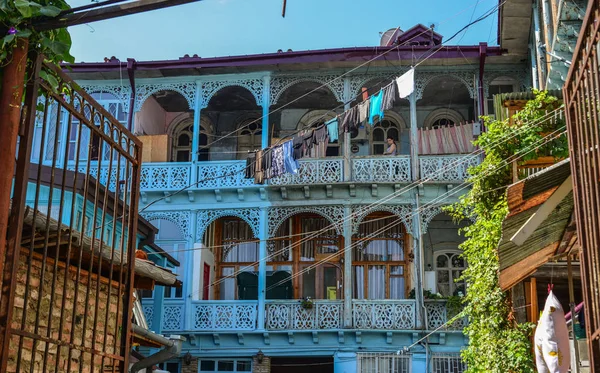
top-left (478, 42), bottom-right (487, 120)
top-left (127, 58), bottom-right (137, 132)
top-left (533, 0), bottom-right (547, 90)
top-left (130, 325), bottom-right (184, 373)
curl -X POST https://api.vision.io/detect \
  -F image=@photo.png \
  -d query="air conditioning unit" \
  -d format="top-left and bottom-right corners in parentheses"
top-left (351, 127), bottom-right (369, 141)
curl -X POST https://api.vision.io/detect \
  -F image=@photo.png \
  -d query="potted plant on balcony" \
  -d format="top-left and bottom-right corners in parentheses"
top-left (299, 296), bottom-right (313, 310)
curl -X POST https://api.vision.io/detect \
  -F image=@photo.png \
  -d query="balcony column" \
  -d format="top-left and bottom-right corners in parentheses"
top-left (343, 205), bottom-right (353, 327)
top-left (409, 83), bottom-right (419, 181)
top-left (257, 207), bottom-right (268, 331)
top-left (191, 80), bottom-right (202, 184)
top-left (412, 196), bottom-right (425, 329)
top-left (183, 210), bottom-right (198, 330)
top-left (261, 75), bottom-right (271, 149)
top-left (342, 77), bottom-right (351, 181)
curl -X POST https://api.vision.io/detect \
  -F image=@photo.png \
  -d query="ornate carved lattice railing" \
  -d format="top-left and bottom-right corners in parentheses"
top-left (269, 158), bottom-right (343, 185)
top-left (352, 156), bottom-right (411, 182)
top-left (191, 301), bottom-right (258, 331)
top-left (265, 300), bottom-right (343, 330)
top-left (352, 300), bottom-right (416, 330)
top-left (424, 300), bottom-right (466, 330)
top-left (419, 155), bottom-right (480, 182)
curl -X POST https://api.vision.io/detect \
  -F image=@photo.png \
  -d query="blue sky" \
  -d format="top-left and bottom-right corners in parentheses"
top-left (67, 0), bottom-right (500, 63)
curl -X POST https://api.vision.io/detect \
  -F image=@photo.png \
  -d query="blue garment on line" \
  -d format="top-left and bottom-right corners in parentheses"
top-left (282, 140), bottom-right (299, 174)
top-left (326, 117), bottom-right (339, 142)
top-left (369, 90), bottom-right (385, 124)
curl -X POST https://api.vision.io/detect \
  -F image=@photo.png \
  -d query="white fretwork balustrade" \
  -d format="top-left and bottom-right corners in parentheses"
top-left (140, 162), bottom-right (192, 190)
top-left (419, 155), bottom-right (480, 182)
top-left (424, 300), bottom-right (466, 330)
top-left (192, 301), bottom-right (258, 331)
top-left (352, 156), bottom-right (411, 182)
top-left (196, 161), bottom-right (256, 189)
top-left (352, 300), bottom-right (416, 329)
top-left (265, 300), bottom-right (343, 330)
top-left (269, 158), bottom-right (343, 185)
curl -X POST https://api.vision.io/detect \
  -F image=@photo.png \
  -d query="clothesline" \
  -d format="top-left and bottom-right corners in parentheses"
top-left (244, 68), bottom-right (416, 184)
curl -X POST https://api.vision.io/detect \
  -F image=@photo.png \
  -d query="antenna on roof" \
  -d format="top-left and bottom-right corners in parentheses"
top-left (282, 0), bottom-right (287, 17)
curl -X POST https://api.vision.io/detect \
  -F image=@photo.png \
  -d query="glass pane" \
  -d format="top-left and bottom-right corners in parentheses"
top-left (451, 254), bottom-right (465, 268)
top-left (373, 128), bottom-right (385, 141)
top-left (178, 134), bottom-right (190, 146)
top-left (387, 240), bottom-right (404, 261)
top-left (220, 267), bottom-right (236, 300)
top-left (177, 150), bottom-right (189, 162)
top-left (390, 266), bottom-right (405, 299)
top-left (302, 267), bottom-right (316, 298)
top-left (218, 361), bottom-right (235, 371)
top-left (324, 267), bottom-right (338, 300)
top-left (200, 360), bottom-right (215, 371)
top-left (353, 266), bottom-right (365, 299)
top-left (373, 144), bottom-right (384, 154)
top-left (237, 361), bottom-right (252, 371)
top-left (436, 254), bottom-right (448, 268)
top-left (166, 362), bottom-right (180, 372)
top-left (363, 241), bottom-right (386, 261)
top-left (368, 265), bottom-right (385, 299)
top-left (387, 127), bottom-right (398, 139)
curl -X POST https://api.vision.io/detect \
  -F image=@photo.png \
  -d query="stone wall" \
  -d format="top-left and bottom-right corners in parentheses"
top-left (252, 355), bottom-right (270, 373)
top-left (7, 251), bottom-right (123, 372)
top-left (181, 357), bottom-right (198, 373)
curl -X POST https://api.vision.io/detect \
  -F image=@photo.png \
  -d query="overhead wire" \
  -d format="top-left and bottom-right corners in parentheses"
top-left (191, 107), bottom-right (563, 296)
top-left (139, 0), bottom-right (505, 216)
top-left (198, 107), bottom-right (562, 294)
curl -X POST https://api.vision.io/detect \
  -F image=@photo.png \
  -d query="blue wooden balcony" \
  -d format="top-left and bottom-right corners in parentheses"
top-left (144, 299), bottom-right (465, 333)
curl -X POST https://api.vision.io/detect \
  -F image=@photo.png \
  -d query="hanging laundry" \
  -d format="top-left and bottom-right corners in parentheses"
top-left (313, 123), bottom-right (329, 157)
top-left (245, 152), bottom-right (256, 179)
top-left (314, 123), bottom-right (328, 144)
top-left (292, 133), bottom-right (304, 160)
top-left (282, 140), bottom-right (299, 174)
top-left (263, 147), bottom-right (273, 179)
top-left (302, 130), bottom-right (315, 158)
top-left (254, 150), bottom-right (264, 184)
top-left (326, 117), bottom-right (339, 142)
top-left (382, 82), bottom-right (397, 111)
top-left (341, 106), bottom-right (359, 133)
top-left (271, 144), bottom-right (285, 178)
top-left (396, 68), bottom-right (415, 98)
top-left (534, 290), bottom-right (570, 373)
top-left (358, 100), bottom-right (370, 123)
top-left (369, 89), bottom-right (385, 124)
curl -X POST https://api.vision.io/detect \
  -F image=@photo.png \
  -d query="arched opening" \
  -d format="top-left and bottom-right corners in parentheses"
top-left (296, 110), bottom-right (339, 157)
top-left (203, 217), bottom-right (259, 300)
top-left (273, 81), bottom-right (342, 157)
top-left (203, 86), bottom-right (262, 161)
top-left (352, 212), bottom-right (409, 299)
top-left (422, 108), bottom-right (465, 129)
top-left (134, 90), bottom-right (196, 163)
top-left (487, 76), bottom-right (518, 117)
top-left (268, 213), bottom-right (342, 299)
top-left (422, 212), bottom-right (470, 297)
top-left (419, 76), bottom-right (474, 128)
top-left (370, 112), bottom-right (409, 155)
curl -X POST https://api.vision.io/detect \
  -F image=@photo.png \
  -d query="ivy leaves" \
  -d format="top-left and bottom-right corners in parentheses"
top-left (445, 91), bottom-right (565, 373)
top-left (0, 0), bottom-right (74, 65)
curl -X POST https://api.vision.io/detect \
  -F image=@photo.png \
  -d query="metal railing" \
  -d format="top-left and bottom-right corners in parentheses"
top-left (564, 0), bottom-right (600, 367)
top-left (3, 56), bottom-right (141, 371)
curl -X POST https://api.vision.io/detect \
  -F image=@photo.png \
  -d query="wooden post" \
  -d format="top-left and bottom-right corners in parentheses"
top-left (0, 37), bottom-right (29, 293)
top-left (530, 278), bottom-right (539, 324)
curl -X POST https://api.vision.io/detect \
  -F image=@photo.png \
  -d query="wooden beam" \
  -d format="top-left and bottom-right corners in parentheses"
top-left (34, 0), bottom-right (204, 31)
top-left (510, 175), bottom-right (572, 246)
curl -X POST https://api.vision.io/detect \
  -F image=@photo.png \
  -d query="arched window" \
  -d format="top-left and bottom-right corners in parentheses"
top-left (372, 119), bottom-right (400, 155)
top-left (353, 213), bottom-right (408, 299)
top-left (423, 108), bottom-right (464, 129)
top-left (170, 117), bottom-right (213, 162)
top-left (237, 119), bottom-right (262, 159)
top-left (434, 251), bottom-right (466, 297)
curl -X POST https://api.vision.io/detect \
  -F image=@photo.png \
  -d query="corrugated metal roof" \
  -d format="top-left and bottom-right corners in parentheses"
top-left (498, 159), bottom-right (574, 289)
top-left (499, 90), bottom-right (564, 101)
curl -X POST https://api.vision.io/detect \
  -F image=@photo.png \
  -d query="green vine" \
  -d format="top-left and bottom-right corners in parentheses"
top-left (445, 90), bottom-right (568, 373)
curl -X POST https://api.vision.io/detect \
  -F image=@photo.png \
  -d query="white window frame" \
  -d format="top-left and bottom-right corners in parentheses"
top-left (433, 250), bottom-right (467, 297)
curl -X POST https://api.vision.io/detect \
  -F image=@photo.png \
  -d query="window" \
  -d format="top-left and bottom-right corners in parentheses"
top-left (423, 108), bottom-right (464, 129)
top-left (431, 353), bottom-right (467, 373)
top-left (199, 359), bottom-right (252, 372)
top-left (434, 251), bottom-right (466, 297)
top-left (157, 361), bottom-right (180, 373)
top-left (150, 219), bottom-right (186, 299)
top-left (353, 213), bottom-right (408, 299)
top-left (237, 119), bottom-right (262, 159)
top-left (487, 80), bottom-right (517, 117)
top-left (357, 353), bottom-right (411, 373)
top-left (172, 123), bottom-right (193, 162)
top-left (371, 118), bottom-right (401, 155)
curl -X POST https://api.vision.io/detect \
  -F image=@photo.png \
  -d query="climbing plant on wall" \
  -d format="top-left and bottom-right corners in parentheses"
top-left (445, 90), bottom-right (568, 373)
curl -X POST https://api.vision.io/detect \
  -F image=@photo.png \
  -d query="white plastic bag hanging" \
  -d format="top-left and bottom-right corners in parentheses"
top-left (534, 290), bottom-right (570, 373)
